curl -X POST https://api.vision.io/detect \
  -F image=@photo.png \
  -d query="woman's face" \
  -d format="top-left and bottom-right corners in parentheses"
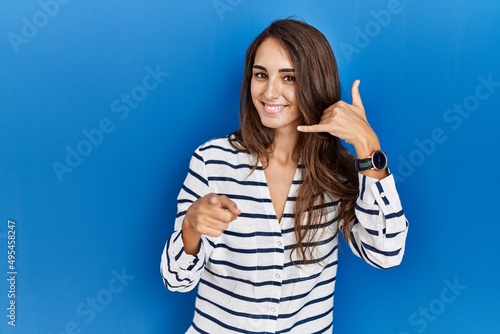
top-left (251, 38), bottom-right (301, 133)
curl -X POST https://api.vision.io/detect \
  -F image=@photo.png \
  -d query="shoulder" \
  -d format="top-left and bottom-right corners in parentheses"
top-left (195, 134), bottom-right (242, 158)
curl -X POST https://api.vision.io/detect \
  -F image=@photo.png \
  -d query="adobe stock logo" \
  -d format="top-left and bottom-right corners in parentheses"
top-left (51, 64), bottom-right (169, 183)
top-left (393, 74), bottom-right (499, 183)
top-left (213, 0), bottom-right (244, 21)
top-left (399, 277), bottom-right (467, 334)
top-left (339, 0), bottom-right (407, 63)
top-left (7, 0), bottom-right (71, 54)
top-left (48, 267), bottom-right (135, 334)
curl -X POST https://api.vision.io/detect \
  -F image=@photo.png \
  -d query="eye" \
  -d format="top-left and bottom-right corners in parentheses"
top-left (283, 75), bottom-right (296, 83)
top-left (254, 72), bottom-right (267, 79)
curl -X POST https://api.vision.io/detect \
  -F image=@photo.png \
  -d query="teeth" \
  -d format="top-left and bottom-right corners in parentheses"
top-left (265, 104), bottom-right (285, 111)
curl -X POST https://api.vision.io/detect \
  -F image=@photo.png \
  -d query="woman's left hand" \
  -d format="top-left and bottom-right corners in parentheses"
top-left (297, 79), bottom-right (380, 159)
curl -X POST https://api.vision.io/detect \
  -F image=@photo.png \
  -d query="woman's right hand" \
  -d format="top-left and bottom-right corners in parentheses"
top-left (182, 193), bottom-right (241, 254)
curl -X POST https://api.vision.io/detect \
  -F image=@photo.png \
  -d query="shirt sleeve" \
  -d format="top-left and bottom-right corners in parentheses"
top-left (347, 172), bottom-right (409, 269)
top-left (160, 147), bottom-right (214, 292)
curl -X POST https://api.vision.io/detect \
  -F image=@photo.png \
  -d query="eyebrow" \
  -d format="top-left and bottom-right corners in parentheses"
top-left (252, 65), bottom-right (295, 73)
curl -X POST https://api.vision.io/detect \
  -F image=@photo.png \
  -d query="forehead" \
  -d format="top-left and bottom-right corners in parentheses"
top-left (253, 38), bottom-right (293, 68)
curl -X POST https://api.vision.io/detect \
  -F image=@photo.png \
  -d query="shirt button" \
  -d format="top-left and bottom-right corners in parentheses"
top-left (380, 192), bottom-right (385, 197)
top-left (271, 307), bottom-right (276, 312)
top-left (275, 273), bottom-right (280, 278)
top-left (277, 241), bottom-right (282, 246)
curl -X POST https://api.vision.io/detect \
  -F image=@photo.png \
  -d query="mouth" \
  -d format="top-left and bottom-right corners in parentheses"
top-left (262, 102), bottom-right (287, 114)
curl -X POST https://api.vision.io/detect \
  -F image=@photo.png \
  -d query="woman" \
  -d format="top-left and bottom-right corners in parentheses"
top-left (161, 19), bottom-right (408, 333)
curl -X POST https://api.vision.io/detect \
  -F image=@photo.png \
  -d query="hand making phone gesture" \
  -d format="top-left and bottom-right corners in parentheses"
top-left (297, 80), bottom-right (388, 178)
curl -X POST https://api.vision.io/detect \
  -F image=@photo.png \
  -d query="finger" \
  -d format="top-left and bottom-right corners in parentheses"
top-left (320, 109), bottom-right (334, 121)
top-left (351, 79), bottom-right (363, 108)
top-left (217, 195), bottom-right (241, 217)
top-left (207, 193), bottom-right (220, 206)
top-left (201, 223), bottom-right (228, 237)
top-left (297, 124), bottom-right (332, 133)
top-left (205, 217), bottom-right (230, 233)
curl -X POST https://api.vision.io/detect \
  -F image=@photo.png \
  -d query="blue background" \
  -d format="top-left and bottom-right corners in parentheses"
top-left (1, 0), bottom-right (499, 333)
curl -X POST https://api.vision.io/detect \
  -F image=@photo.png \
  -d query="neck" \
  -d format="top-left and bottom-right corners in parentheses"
top-left (265, 127), bottom-right (300, 165)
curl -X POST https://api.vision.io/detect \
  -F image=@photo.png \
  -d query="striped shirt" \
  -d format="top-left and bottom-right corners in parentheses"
top-left (161, 136), bottom-right (408, 333)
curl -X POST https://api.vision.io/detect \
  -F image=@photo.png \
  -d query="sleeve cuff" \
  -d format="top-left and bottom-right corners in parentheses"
top-left (168, 230), bottom-right (205, 271)
top-left (358, 172), bottom-right (405, 234)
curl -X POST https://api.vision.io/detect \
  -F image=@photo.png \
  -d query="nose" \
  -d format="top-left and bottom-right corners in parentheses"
top-left (264, 77), bottom-right (280, 100)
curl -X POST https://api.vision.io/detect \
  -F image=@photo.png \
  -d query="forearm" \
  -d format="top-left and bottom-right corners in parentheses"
top-left (160, 229), bottom-right (206, 292)
top-left (348, 173), bottom-right (408, 268)
top-left (182, 217), bottom-right (202, 255)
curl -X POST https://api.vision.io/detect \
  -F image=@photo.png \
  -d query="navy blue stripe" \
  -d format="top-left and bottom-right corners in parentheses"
top-left (200, 278), bottom-right (281, 304)
top-left (188, 168), bottom-right (208, 186)
top-left (191, 322), bottom-right (210, 334)
top-left (277, 306), bottom-right (333, 334)
top-left (385, 220), bottom-right (408, 238)
top-left (194, 307), bottom-right (273, 334)
top-left (199, 144), bottom-right (239, 154)
top-left (165, 261), bottom-right (196, 289)
top-left (349, 230), bottom-right (363, 259)
top-left (205, 159), bottom-right (259, 170)
top-left (177, 198), bottom-right (193, 204)
top-left (360, 174), bottom-right (366, 201)
top-left (214, 243), bottom-right (283, 254)
top-left (355, 202), bottom-right (379, 215)
top-left (283, 232), bottom-right (338, 252)
top-left (312, 321), bottom-right (333, 334)
top-left (278, 292), bottom-right (334, 319)
top-left (387, 231), bottom-right (402, 238)
top-left (208, 258), bottom-right (281, 272)
top-left (186, 257), bottom-right (199, 271)
top-left (204, 267), bottom-right (282, 287)
top-left (358, 241), bottom-right (384, 269)
top-left (226, 194), bottom-right (271, 203)
top-left (281, 214), bottom-right (340, 235)
top-left (361, 241), bottom-right (401, 257)
top-left (365, 228), bottom-right (379, 236)
top-left (192, 151), bottom-right (204, 162)
top-left (182, 185), bottom-right (202, 199)
top-left (279, 275), bottom-right (336, 302)
top-left (375, 182), bottom-right (390, 205)
top-left (205, 238), bottom-right (215, 249)
top-left (284, 242), bottom-right (338, 268)
top-left (224, 229), bottom-right (281, 238)
top-left (208, 176), bottom-right (267, 186)
top-left (197, 294), bottom-right (277, 320)
top-left (386, 209), bottom-right (405, 219)
top-left (238, 212), bottom-right (276, 220)
top-left (175, 210), bottom-right (187, 218)
top-left (282, 259), bottom-right (338, 285)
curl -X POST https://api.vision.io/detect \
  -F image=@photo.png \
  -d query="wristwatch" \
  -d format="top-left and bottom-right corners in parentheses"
top-left (355, 150), bottom-right (388, 171)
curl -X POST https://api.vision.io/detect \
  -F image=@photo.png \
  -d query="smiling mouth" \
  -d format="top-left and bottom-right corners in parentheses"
top-left (262, 103), bottom-right (287, 114)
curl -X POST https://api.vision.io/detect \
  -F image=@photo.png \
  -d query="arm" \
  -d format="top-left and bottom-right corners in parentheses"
top-left (347, 172), bottom-right (408, 268)
top-left (298, 80), bottom-right (408, 268)
top-left (160, 148), bottom-right (211, 292)
top-left (160, 147), bottom-right (240, 292)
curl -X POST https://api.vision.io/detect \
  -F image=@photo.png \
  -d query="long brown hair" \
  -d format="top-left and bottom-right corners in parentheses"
top-left (231, 19), bottom-right (359, 263)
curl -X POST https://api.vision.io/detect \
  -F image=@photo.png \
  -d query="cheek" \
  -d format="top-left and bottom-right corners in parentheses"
top-left (250, 80), bottom-right (258, 100)
top-left (282, 86), bottom-right (297, 104)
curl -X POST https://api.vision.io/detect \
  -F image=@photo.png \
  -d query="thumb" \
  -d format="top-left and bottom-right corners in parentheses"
top-left (351, 79), bottom-right (363, 108)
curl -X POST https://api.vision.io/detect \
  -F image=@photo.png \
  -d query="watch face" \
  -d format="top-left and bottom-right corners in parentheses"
top-left (372, 150), bottom-right (388, 170)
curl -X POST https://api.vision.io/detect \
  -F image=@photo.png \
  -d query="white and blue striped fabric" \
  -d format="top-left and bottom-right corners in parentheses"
top-left (161, 136), bottom-right (408, 333)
